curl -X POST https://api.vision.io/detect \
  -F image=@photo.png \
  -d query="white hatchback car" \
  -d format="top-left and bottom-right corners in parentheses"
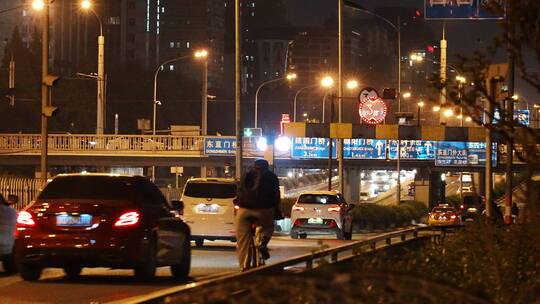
top-left (290, 191), bottom-right (354, 240)
top-left (181, 178), bottom-right (237, 247)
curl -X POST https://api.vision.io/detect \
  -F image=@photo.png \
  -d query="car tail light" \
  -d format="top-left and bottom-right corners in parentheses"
top-left (327, 206), bottom-right (341, 213)
top-left (234, 204), bottom-right (239, 215)
top-left (460, 204), bottom-right (465, 209)
top-left (451, 215), bottom-right (457, 219)
top-left (17, 211), bottom-right (35, 227)
top-left (328, 220), bottom-right (337, 227)
top-left (292, 204), bottom-right (305, 212)
top-left (293, 219), bottom-right (301, 226)
top-left (114, 211), bottom-right (140, 227)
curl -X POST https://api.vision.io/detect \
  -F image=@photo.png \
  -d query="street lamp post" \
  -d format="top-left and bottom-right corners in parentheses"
top-left (35, 0), bottom-right (50, 182)
top-left (417, 101), bottom-right (424, 126)
top-left (195, 50), bottom-right (209, 136)
top-left (293, 84), bottom-right (318, 122)
top-left (320, 76), bottom-right (334, 123)
top-left (81, 0), bottom-right (105, 134)
top-left (152, 55), bottom-right (189, 135)
top-left (195, 49), bottom-right (208, 178)
top-left (254, 73), bottom-right (296, 129)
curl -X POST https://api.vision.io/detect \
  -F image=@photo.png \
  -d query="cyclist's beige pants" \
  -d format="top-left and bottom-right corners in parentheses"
top-left (236, 207), bottom-right (274, 271)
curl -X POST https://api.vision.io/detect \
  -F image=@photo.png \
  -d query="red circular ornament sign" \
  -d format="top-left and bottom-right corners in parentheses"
top-left (359, 96), bottom-right (387, 124)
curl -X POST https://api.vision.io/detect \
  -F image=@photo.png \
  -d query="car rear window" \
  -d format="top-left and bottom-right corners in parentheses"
top-left (432, 207), bottom-right (455, 213)
top-left (39, 176), bottom-right (135, 200)
top-left (183, 182), bottom-right (237, 199)
top-left (463, 195), bottom-right (481, 206)
top-left (297, 194), bottom-right (340, 204)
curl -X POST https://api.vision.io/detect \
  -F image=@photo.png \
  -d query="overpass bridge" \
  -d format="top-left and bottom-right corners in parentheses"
top-left (0, 133), bottom-right (502, 171)
top-left (0, 130), bottom-right (522, 203)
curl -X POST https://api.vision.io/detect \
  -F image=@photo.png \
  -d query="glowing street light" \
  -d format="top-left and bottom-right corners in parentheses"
top-left (465, 116), bottom-right (472, 122)
top-left (194, 49), bottom-right (209, 139)
top-left (443, 108), bottom-right (454, 118)
top-left (346, 79), bottom-right (358, 90)
top-left (32, 0), bottom-right (44, 10)
top-left (81, 0), bottom-right (91, 9)
top-left (417, 101), bottom-right (425, 126)
top-left (433, 105), bottom-right (441, 112)
top-left (456, 75), bottom-right (466, 83)
top-left (321, 76), bottom-right (334, 88)
top-left (402, 91), bottom-right (412, 99)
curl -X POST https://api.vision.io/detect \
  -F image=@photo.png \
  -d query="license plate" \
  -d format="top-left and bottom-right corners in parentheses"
top-left (197, 203), bottom-right (220, 213)
top-left (57, 214), bottom-right (92, 227)
top-left (308, 218), bottom-right (323, 224)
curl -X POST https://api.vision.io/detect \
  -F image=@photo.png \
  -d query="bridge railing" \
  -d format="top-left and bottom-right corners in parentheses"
top-left (0, 134), bottom-right (206, 155)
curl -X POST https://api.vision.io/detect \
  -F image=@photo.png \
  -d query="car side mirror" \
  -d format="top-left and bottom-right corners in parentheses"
top-left (7, 195), bottom-right (18, 205)
top-left (171, 200), bottom-right (184, 215)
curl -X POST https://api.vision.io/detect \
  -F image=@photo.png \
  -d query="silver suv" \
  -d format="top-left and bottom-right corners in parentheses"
top-left (290, 191), bottom-right (354, 240)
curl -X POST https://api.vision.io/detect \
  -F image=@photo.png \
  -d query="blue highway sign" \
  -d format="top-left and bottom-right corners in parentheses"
top-left (291, 137), bottom-right (337, 159)
top-left (435, 141), bottom-right (497, 166)
top-left (204, 137), bottom-right (236, 156)
top-left (425, 0), bottom-right (503, 20)
top-left (343, 139), bottom-right (386, 159)
top-left (388, 140), bottom-right (436, 160)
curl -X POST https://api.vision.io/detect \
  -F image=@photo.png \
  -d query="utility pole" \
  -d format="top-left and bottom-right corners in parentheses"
top-left (439, 22), bottom-right (447, 125)
top-left (235, 0), bottom-right (243, 180)
top-left (201, 55), bottom-right (208, 178)
top-left (40, 2), bottom-right (50, 183)
top-left (504, 12), bottom-right (515, 225)
top-left (337, 0), bottom-right (344, 194)
top-left (8, 55), bottom-right (15, 106)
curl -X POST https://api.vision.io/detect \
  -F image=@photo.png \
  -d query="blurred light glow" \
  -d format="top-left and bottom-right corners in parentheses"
top-left (256, 137), bottom-right (267, 151)
top-left (32, 0), bottom-right (45, 10)
top-left (194, 49), bottom-right (208, 58)
top-left (275, 136), bottom-right (291, 152)
top-left (465, 116), bottom-right (472, 122)
top-left (286, 73), bottom-right (297, 80)
top-left (417, 101), bottom-right (425, 107)
top-left (402, 92), bottom-right (412, 99)
top-left (444, 109), bottom-right (454, 117)
top-left (321, 76), bottom-right (334, 88)
top-left (346, 80), bottom-right (358, 89)
top-left (287, 172), bottom-right (293, 178)
top-left (433, 106), bottom-right (441, 112)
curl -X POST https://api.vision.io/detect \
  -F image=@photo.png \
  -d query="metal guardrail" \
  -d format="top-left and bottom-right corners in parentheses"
top-left (110, 226), bottom-right (458, 304)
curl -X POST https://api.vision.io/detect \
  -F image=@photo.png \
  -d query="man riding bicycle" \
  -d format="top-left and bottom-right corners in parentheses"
top-left (235, 159), bottom-right (280, 271)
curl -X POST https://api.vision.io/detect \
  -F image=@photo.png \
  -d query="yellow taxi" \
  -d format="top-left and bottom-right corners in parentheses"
top-left (428, 204), bottom-right (461, 226)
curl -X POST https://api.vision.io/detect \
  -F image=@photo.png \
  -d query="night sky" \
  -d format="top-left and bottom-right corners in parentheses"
top-left (286, 0), bottom-right (535, 102)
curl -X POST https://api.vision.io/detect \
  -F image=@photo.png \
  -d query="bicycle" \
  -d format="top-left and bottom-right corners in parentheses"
top-left (245, 216), bottom-right (268, 270)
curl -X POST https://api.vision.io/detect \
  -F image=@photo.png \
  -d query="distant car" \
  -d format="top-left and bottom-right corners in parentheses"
top-left (181, 178), bottom-right (237, 247)
top-left (14, 173), bottom-right (191, 281)
top-left (290, 191), bottom-right (354, 240)
top-left (459, 193), bottom-right (483, 221)
top-left (428, 205), bottom-right (461, 226)
top-left (359, 192), bottom-right (370, 201)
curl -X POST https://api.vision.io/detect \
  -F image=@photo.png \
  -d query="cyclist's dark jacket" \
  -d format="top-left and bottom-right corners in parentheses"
top-left (237, 165), bottom-right (280, 209)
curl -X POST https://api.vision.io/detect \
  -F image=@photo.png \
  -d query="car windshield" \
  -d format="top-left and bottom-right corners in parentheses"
top-left (39, 176), bottom-right (135, 200)
top-left (184, 182), bottom-right (237, 198)
top-left (432, 207), bottom-right (455, 213)
top-left (297, 194), bottom-right (340, 204)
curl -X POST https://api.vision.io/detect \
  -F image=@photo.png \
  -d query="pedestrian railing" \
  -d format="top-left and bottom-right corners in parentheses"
top-left (0, 134), bottom-right (278, 158)
top-left (110, 226), bottom-right (460, 304)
